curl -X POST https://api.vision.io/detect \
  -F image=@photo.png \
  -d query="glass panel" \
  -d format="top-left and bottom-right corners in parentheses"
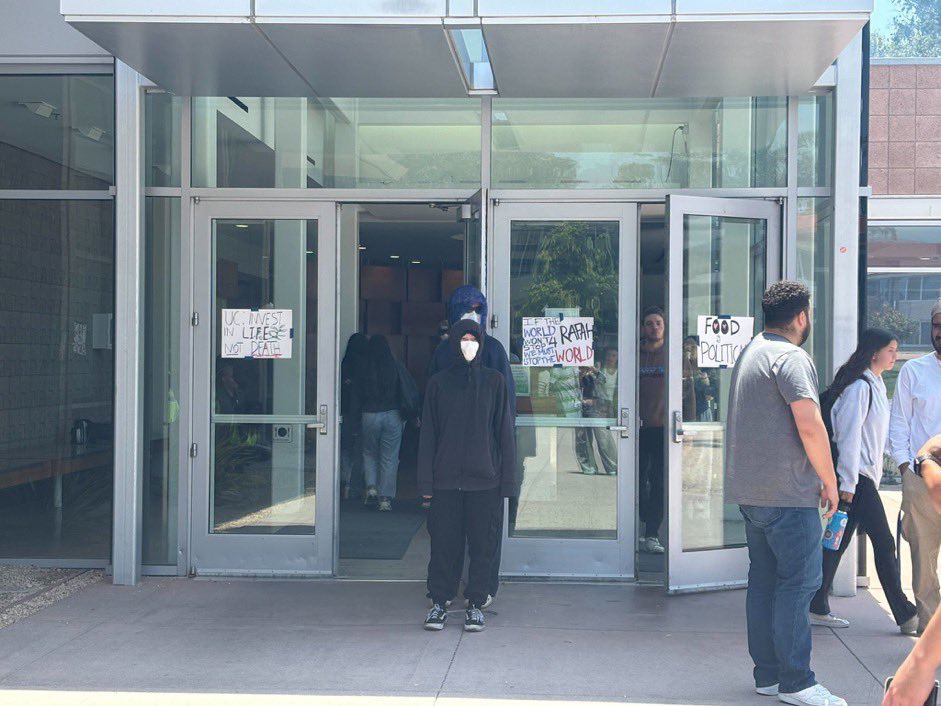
top-left (211, 422), bottom-right (316, 535)
top-left (192, 98), bottom-right (481, 189)
top-left (0, 200), bottom-right (115, 559)
top-left (681, 215), bottom-right (767, 552)
top-left (491, 97), bottom-right (787, 189)
top-left (447, 28), bottom-right (496, 93)
top-left (507, 220), bottom-right (619, 539)
top-left (211, 219), bottom-right (318, 535)
top-left (869, 223), bottom-right (941, 268)
top-left (0, 75), bottom-right (114, 189)
top-left (142, 198), bottom-right (181, 565)
top-left (797, 93), bottom-right (834, 188)
top-left (144, 92), bottom-right (182, 187)
top-left (796, 197), bottom-right (834, 381)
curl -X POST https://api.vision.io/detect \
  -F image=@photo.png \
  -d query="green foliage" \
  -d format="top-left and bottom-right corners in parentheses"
top-left (872, 0), bottom-right (941, 58)
top-left (869, 305), bottom-right (920, 341)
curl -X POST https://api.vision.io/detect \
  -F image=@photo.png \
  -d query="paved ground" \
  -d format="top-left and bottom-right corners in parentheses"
top-left (0, 576), bottom-right (923, 706)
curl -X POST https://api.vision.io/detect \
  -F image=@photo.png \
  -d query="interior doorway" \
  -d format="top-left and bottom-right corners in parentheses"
top-left (337, 202), bottom-right (473, 579)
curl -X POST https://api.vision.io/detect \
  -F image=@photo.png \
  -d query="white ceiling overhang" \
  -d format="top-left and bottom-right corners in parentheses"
top-left (61, 1), bottom-right (871, 98)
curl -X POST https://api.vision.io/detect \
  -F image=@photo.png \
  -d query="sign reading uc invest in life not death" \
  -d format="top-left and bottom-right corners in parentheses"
top-left (521, 316), bottom-right (594, 367)
top-left (221, 309), bottom-right (293, 359)
top-left (697, 315), bottom-right (753, 369)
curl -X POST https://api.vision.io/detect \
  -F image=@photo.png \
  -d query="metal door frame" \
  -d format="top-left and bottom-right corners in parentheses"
top-left (664, 194), bottom-right (781, 593)
top-left (190, 199), bottom-right (337, 576)
top-left (491, 201), bottom-right (638, 578)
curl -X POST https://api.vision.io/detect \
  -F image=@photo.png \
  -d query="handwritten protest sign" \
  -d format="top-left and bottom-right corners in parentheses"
top-left (521, 316), bottom-right (594, 367)
top-left (221, 309), bottom-right (293, 359)
top-left (696, 315), bottom-right (753, 369)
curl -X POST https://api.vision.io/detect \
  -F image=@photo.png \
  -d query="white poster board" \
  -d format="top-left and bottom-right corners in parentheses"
top-left (521, 316), bottom-right (594, 367)
top-left (221, 309), bottom-right (293, 359)
top-left (696, 315), bottom-right (753, 369)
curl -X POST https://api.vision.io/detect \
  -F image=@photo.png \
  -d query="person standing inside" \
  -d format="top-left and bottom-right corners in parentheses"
top-left (637, 307), bottom-right (667, 554)
top-left (809, 329), bottom-right (917, 633)
top-left (420, 320), bottom-right (518, 632)
top-left (725, 281), bottom-right (845, 706)
top-left (360, 335), bottom-right (418, 512)
top-left (889, 298), bottom-right (941, 634)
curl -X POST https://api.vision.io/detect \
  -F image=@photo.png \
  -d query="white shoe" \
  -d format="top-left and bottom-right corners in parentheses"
top-left (809, 612), bottom-right (849, 628)
top-left (640, 537), bottom-right (665, 554)
top-left (779, 683), bottom-right (847, 706)
top-left (900, 615), bottom-right (919, 635)
top-left (378, 498), bottom-right (392, 512)
top-left (481, 594), bottom-right (493, 610)
top-left (756, 684), bottom-right (780, 696)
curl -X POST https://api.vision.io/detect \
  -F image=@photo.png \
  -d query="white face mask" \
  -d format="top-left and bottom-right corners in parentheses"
top-left (460, 340), bottom-right (480, 362)
top-left (460, 311), bottom-right (482, 325)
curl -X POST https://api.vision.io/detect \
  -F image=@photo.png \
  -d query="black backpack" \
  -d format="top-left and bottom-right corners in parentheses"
top-left (822, 377), bottom-right (873, 467)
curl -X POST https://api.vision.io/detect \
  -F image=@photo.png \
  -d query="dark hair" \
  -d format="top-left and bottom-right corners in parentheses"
top-left (365, 335), bottom-right (398, 402)
top-left (762, 281), bottom-right (810, 328)
top-left (642, 306), bottom-right (665, 323)
top-left (341, 332), bottom-right (368, 381)
top-left (820, 327), bottom-right (896, 422)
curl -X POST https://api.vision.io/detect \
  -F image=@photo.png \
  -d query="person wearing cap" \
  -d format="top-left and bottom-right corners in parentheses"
top-left (888, 298), bottom-right (941, 634)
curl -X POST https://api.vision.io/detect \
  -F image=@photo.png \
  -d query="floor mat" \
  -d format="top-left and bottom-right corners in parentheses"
top-left (338, 500), bottom-right (426, 560)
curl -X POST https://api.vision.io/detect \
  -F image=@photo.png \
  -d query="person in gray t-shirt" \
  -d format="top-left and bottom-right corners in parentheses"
top-left (724, 281), bottom-right (844, 706)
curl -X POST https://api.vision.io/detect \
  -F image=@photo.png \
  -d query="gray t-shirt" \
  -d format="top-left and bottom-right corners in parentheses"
top-left (725, 332), bottom-right (821, 508)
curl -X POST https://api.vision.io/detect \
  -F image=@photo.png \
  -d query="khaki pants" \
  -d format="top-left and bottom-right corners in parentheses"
top-left (902, 470), bottom-right (941, 628)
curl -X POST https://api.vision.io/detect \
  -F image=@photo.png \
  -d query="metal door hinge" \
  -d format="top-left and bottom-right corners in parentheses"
top-left (189, 442), bottom-right (198, 458)
top-left (490, 314), bottom-right (498, 329)
top-left (193, 195), bottom-right (200, 204)
top-left (191, 312), bottom-right (199, 327)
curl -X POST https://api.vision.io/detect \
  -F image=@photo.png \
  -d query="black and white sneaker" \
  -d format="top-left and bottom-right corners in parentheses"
top-left (464, 605), bottom-right (485, 632)
top-left (424, 604), bottom-right (448, 631)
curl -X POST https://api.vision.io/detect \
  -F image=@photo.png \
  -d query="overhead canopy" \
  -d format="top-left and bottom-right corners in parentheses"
top-left (61, 1), bottom-right (870, 98)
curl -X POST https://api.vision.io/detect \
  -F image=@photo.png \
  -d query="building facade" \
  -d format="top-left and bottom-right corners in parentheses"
top-left (0, 1), bottom-right (871, 593)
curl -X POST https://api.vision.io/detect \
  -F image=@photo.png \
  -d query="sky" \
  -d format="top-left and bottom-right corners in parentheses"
top-left (871, 0), bottom-right (899, 35)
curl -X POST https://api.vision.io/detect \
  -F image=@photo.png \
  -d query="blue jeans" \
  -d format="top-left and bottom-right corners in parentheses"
top-left (362, 411), bottom-right (404, 499)
top-left (740, 505), bottom-right (823, 694)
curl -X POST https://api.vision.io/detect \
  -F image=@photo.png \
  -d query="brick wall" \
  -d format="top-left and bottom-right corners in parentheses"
top-left (870, 63), bottom-right (941, 195)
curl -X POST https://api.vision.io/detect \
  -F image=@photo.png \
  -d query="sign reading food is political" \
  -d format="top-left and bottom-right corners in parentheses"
top-left (696, 315), bottom-right (753, 368)
top-left (221, 309), bottom-right (293, 359)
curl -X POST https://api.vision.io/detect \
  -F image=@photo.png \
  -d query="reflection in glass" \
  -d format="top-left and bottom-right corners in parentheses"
top-left (143, 198), bottom-right (181, 565)
top-left (798, 93), bottom-right (834, 188)
top-left (508, 220), bottom-right (619, 539)
top-left (0, 75), bottom-right (114, 189)
top-left (797, 197), bottom-right (834, 381)
top-left (681, 215), bottom-right (766, 552)
top-left (145, 92), bottom-right (182, 187)
top-left (868, 272), bottom-right (941, 372)
top-left (211, 219), bottom-right (319, 535)
top-left (869, 223), bottom-right (941, 268)
top-left (211, 423), bottom-right (316, 535)
top-left (492, 97), bottom-right (786, 189)
top-left (192, 97), bottom-right (481, 189)
top-left (0, 200), bottom-right (115, 559)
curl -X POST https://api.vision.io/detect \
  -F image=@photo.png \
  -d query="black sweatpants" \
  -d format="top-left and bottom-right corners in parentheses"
top-left (810, 475), bottom-right (916, 625)
top-left (426, 488), bottom-right (501, 608)
top-left (638, 426), bottom-right (665, 538)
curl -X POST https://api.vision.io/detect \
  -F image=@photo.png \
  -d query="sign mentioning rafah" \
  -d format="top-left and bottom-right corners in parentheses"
top-left (521, 316), bottom-right (594, 367)
top-left (221, 309), bottom-right (293, 359)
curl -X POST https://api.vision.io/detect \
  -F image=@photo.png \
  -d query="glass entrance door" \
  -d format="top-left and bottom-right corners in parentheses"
top-left (191, 201), bottom-right (336, 575)
top-left (492, 202), bottom-right (637, 577)
top-left (665, 195), bottom-right (781, 593)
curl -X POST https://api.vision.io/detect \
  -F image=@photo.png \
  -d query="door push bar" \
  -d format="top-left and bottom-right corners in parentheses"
top-left (672, 410), bottom-right (697, 443)
top-left (306, 404), bottom-right (329, 435)
top-left (607, 408), bottom-right (631, 439)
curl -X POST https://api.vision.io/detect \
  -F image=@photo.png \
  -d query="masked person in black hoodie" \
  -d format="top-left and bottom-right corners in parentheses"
top-left (420, 319), bottom-right (518, 632)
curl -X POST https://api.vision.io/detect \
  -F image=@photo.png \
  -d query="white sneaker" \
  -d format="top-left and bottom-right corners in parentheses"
top-left (809, 612), bottom-right (849, 628)
top-left (756, 684), bottom-right (780, 696)
top-left (378, 498), bottom-right (392, 512)
top-left (779, 683), bottom-right (847, 706)
top-left (640, 537), bottom-right (665, 554)
top-left (481, 594), bottom-right (493, 610)
top-left (900, 615), bottom-right (919, 635)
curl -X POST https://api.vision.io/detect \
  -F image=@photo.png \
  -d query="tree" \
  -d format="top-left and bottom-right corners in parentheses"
top-left (869, 305), bottom-right (920, 342)
top-left (872, 0), bottom-right (941, 58)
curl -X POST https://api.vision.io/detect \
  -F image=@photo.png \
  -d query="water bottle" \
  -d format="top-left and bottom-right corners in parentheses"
top-left (822, 501), bottom-right (851, 551)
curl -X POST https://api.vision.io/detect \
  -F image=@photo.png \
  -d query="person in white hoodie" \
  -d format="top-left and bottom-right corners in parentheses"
top-left (809, 328), bottom-right (918, 634)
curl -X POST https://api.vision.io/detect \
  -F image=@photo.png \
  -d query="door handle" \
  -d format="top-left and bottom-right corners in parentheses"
top-left (306, 404), bottom-right (329, 435)
top-left (607, 407), bottom-right (631, 439)
top-left (672, 410), bottom-right (696, 443)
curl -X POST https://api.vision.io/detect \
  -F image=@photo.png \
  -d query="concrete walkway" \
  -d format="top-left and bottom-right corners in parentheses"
top-left (0, 577), bottom-right (922, 706)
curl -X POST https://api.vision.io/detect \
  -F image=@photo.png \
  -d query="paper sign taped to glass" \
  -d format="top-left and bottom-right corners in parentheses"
top-left (521, 316), bottom-right (594, 367)
top-left (221, 309), bottom-right (293, 359)
top-left (697, 315), bottom-right (753, 369)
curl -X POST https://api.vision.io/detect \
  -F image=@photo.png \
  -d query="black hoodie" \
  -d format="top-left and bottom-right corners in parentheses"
top-left (417, 319), bottom-right (518, 498)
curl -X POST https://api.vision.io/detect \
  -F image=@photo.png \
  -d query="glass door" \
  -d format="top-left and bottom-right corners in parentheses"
top-left (191, 201), bottom-right (336, 575)
top-left (665, 195), bottom-right (781, 593)
top-left (492, 202), bottom-right (637, 577)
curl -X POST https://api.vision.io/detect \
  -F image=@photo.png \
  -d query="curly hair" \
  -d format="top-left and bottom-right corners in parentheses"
top-left (762, 281), bottom-right (810, 328)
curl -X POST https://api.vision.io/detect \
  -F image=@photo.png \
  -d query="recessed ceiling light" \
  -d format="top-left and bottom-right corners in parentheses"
top-left (358, 245), bottom-right (366, 251)
top-left (306, 250), bottom-right (315, 255)
top-left (411, 260), bottom-right (421, 265)
top-left (390, 255), bottom-right (400, 259)
top-left (235, 224), bottom-right (248, 229)
top-left (919, 257), bottom-right (933, 261)
top-left (20, 101), bottom-right (57, 118)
